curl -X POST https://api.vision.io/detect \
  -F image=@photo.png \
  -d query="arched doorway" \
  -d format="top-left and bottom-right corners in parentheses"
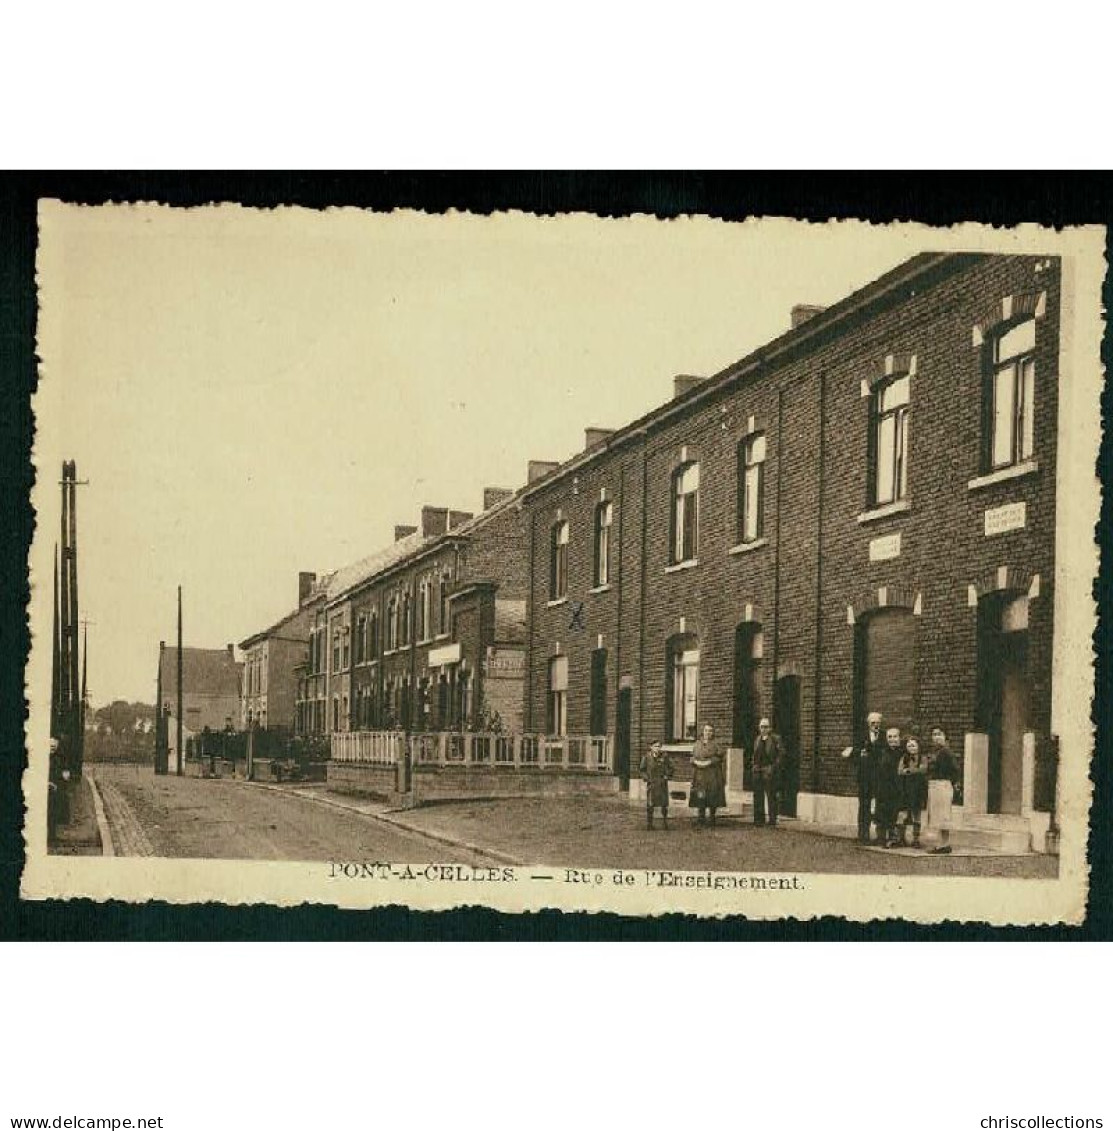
top-left (733, 623), bottom-right (763, 788)
top-left (977, 591), bottom-right (1030, 814)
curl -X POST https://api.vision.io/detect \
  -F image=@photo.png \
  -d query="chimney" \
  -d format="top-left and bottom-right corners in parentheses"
top-left (791, 304), bottom-right (826, 329)
top-left (584, 427), bottom-right (614, 451)
top-left (483, 487), bottom-right (514, 510)
top-left (226, 644), bottom-right (235, 659)
top-left (527, 460), bottom-right (560, 484)
top-left (394, 524), bottom-right (418, 542)
top-left (673, 374), bottom-right (704, 400)
top-left (421, 506), bottom-right (450, 538)
top-left (447, 510), bottom-right (473, 530)
top-left (298, 571), bottom-right (316, 604)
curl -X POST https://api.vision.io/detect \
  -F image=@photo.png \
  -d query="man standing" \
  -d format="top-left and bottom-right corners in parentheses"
top-left (842, 710), bottom-right (885, 843)
top-left (751, 717), bottom-right (785, 827)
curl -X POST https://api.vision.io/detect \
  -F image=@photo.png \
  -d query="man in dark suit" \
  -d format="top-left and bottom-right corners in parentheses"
top-left (751, 717), bottom-right (785, 827)
top-left (842, 710), bottom-right (886, 843)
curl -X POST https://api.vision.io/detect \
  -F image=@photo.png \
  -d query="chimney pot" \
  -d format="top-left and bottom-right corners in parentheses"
top-left (584, 427), bottom-right (615, 451)
top-left (227, 644), bottom-right (235, 658)
top-left (791, 304), bottom-right (826, 329)
top-left (298, 571), bottom-right (316, 603)
top-left (672, 374), bottom-right (704, 400)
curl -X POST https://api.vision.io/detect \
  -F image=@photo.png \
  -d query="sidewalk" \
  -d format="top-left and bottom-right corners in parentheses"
top-left (253, 784), bottom-right (1057, 878)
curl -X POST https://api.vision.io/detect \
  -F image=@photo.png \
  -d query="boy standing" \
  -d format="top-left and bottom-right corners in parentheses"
top-left (640, 741), bottom-right (674, 830)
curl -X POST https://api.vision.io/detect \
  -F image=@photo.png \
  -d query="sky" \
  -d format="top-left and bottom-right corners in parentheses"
top-left (31, 204), bottom-right (1034, 706)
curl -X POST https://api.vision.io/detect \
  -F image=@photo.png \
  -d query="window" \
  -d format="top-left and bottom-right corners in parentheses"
top-left (368, 611), bottom-right (379, 658)
top-left (737, 433), bottom-right (766, 543)
top-left (439, 571), bottom-right (452, 634)
top-left (401, 593), bottom-right (412, 646)
top-left (332, 629), bottom-right (341, 673)
top-left (593, 502), bottom-right (613, 587)
top-left (987, 317), bottom-right (1036, 470)
top-left (667, 639), bottom-right (700, 742)
top-left (589, 648), bottom-right (608, 735)
top-left (341, 626), bottom-right (350, 670)
top-left (315, 628), bottom-right (324, 674)
top-left (670, 462), bottom-right (699, 564)
top-left (870, 374), bottom-right (910, 507)
top-left (355, 616), bottom-right (365, 664)
top-left (417, 580), bottom-right (432, 642)
top-left (550, 520), bottom-right (569, 600)
top-left (386, 597), bottom-right (398, 651)
top-left (547, 655), bottom-right (568, 736)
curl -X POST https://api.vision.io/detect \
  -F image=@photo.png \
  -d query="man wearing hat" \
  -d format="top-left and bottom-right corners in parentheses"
top-left (842, 710), bottom-right (886, 843)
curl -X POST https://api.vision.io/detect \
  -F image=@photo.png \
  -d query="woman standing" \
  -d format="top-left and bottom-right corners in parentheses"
top-left (897, 736), bottom-right (928, 848)
top-left (689, 723), bottom-right (726, 826)
top-left (927, 726), bottom-right (959, 854)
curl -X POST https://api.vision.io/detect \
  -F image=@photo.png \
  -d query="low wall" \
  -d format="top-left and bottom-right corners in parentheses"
top-left (413, 766), bottom-right (619, 805)
top-left (327, 761), bottom-right (400, 802)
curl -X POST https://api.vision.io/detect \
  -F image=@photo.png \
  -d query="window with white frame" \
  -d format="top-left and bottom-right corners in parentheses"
top-left (593, 501), bottom-right (612, 587)
top-left (668, 640), bottom-right (700, 742)
top-left (987, 317), bottom-right (1036, 471)
top-left (418, 579), bottom-right (432, 642)
top-left (737, 433), bottom-right (766, 543)
top-left (550, 520), bottom-right (569, 600)
top-left (547, 654), bottom-right (568, 736)
top-left (386, 597), bottom-right (398, 651)
top-left (332, 628), bottom-right (341, 673)
top-left (870, 374), bottom-right (910, 506)
top-left (439, 571), bottom-right (452, 634)
top-left (671, 462), bottom-right (699, 564)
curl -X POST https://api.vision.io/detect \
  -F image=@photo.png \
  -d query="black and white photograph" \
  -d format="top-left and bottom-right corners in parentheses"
top-left (22, 202), bottom-right (1103, 924)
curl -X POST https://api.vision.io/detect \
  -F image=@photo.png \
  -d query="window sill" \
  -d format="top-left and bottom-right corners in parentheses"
top-left (547, 597), bottom-right (569, 608)
top-left (662, 743), bottom-right (695, 755)
top-left (968, 459), bottom-right (1039, 492)
top-left (589, 583), bottom-right (613, 595)
top-left (857, 498), bottom-right (911, 525)
top-left (728, 537), bottom-right (768, 556)
top-left (665, 559), bottom-right (698, 574)
top-left (434, 632), bottom-right (450, 641)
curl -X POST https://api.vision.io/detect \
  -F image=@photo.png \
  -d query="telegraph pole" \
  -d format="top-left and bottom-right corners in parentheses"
top-left (176, 586), bottom-right (183, 776)
top-left (51, 543), bottom-right (60, 741)
top-left (56, 461), bottom-right (89, 779)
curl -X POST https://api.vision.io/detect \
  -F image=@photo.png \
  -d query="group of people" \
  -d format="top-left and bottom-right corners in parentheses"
top-left (638, 713), bottom-right (961, 853)
top-left (845, 712), bottom-right (960, 853)
top-left (639, 721), bottom-right (784, 830)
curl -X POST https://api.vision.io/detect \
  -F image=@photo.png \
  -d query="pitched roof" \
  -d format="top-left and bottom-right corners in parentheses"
top-left (157, 646), bottom-right (242, 700)
top-left (325, 529), bottom-right (431, 602)
top-left (239, 605), bottom-right (310, 650)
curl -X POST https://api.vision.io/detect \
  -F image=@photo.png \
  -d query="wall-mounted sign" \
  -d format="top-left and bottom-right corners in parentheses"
top-left (485, 648), bottom-right (525, 678)
top-left (869, 533), bottom-right (901, 563)
top-left (427, 642), bottom-right (462, 668)
top-left (985, 501), bottom-right (1026, 537)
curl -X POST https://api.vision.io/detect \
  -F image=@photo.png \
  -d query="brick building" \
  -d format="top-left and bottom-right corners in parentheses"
top-left (294, 573), bottom-right (333, 736)
top-left (239, 572), bottom-right (317, 731)
top-left (156, 643), bottom-right (243, 772)
top-left (323, 490), bottom-right (528, 736)
top-left (519, 252), bottom-right (1073, 845)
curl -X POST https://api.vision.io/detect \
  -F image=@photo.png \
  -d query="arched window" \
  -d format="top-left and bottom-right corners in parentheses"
top-left (737, 434), bottom-right (766, 543)
top-left (417, 579), bottom-right (432, 642)
top-left (593, 502), bottom-right (613, 587)
top-left (401, 592), bottom-right (412, 646)
top-left (985, 317), bottom-right (1036, 471)
top-left (368, 610), bottom-right (379, 658)
top-left (550, 520), bottom-right (569, 600)
top-left (869, 375), bottom-right (910, 507)
top-left (666, 634), bottom-right (700, 742)
top-left (354, 615), bottom-right (366, 664)
top-left (439, 571), bottom-right (452, 635)
top-left (670, 462), bottom-right (699, 564)
top-left (386, 597), bottom-right (397, 651)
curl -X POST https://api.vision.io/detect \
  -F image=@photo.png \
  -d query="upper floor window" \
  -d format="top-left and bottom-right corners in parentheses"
top-left (987, 317), bottom-right (1036, 471)
top-left (315, 628), bottom-right (324, 674)
top-left (593, 502), bottom-right (613, 587)
top-left (400, 592), bottom-right (412, 646)
top-left (332, 629), bottom-right (341, 674)
top-left (354, 616), bottom-right (366, 664)
top-left (737, 433), bottom-right (766, 543)
top-left (869, 374), bottom-right (910, 507)
top-left (386, 597), bottom-right (398, 651)
top-left (671, 462), bottom-right (699, 564)
top-left (417, 580), bottom-right (432, 642)
top-left (439, 571), bottom-right (452, 635)
top-left (341, 625), bottom-right (350, 670)
top-left (368, 611), bottom-right (379, 658)
top-left (550, 520), bottom-right (569, 600)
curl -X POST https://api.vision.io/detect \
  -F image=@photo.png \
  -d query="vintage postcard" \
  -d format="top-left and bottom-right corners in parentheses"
top-left (22, 202), bottom-right (1104, 924)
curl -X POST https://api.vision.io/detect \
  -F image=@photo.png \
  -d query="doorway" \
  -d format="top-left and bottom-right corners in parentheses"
top-left (773, 674), bottom-right (801, 818)
top-left (978, 592), bottom-right (1030, 815)
top-left (615, 686), bottom-right (632, 789)
top-left (733, 623), bottom-right (763, 788)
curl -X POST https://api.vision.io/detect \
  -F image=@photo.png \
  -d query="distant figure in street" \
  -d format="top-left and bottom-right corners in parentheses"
top-left (639, 741), bottom-right (674, 830)
top-left (689, 723), bottom-right (726, 826)
top-left (927, 726), bottom-right (959, 854)
top-left (842, 710), bottom-right (885, 843)
top-left (897, 736), bottom-right (928, 847)
top-left (876, 727), bottom-right (904, 848)
top-left (751, 717), bottom-right (785, 827)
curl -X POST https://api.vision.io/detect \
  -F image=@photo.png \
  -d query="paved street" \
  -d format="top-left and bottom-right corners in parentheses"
top-left (88, 763), bottom-right (494, 864)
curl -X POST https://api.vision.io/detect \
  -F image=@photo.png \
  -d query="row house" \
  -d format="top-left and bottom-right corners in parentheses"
top-left (294, 572), bottom-right (334, 736)
top-left (519, 252), bottom-right (1073, 845)
top-left (239, 572), bottom-right (317, 731)
top-left (321, 490), bottom-right (528, 737)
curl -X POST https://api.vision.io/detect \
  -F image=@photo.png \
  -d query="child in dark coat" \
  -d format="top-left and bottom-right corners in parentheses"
top-left (897, 736), bottom-right (928, 848)
top-left (639, 742), bottom-right (674, 830)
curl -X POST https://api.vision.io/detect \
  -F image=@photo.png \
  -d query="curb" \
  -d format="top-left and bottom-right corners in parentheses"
top-left (244, 780), bottom-right (521, 866)
top-left (85, 769), bottom-right (115, 858)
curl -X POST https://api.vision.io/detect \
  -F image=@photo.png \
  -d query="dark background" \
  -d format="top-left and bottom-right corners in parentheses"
top-left (2, 171), bottom-right (1109, 940)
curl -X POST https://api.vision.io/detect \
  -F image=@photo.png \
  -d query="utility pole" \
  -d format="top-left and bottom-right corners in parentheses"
top-left (51, 543), bottom-right (60, 741)
top-left (155, 641), bottom-right (166, 775)
top-left (176, 585), bottom-right (183, 776)
top-left (56, 461), bottom-right (89, 779)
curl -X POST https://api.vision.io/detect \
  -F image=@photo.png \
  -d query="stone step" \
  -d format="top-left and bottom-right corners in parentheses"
top-left (961, 812), bottom-right (1032, 832)
top-left (949, 824), bottom-right (1031, 854)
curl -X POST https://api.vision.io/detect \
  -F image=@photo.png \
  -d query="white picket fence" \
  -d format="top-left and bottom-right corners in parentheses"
top-left (330, 730), bottom-right (612, 772)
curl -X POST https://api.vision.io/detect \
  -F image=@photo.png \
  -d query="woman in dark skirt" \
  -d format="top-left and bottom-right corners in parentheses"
top-left (688, 723), bottom-right (726, 826)
top-left (897, 735), bottom-right (928, 848)
top-left (876, 727), bottom-right (904, 847)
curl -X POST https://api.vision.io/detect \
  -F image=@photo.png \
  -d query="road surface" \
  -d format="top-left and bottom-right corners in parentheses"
top-left (89, 763), bottom-right (492, 864)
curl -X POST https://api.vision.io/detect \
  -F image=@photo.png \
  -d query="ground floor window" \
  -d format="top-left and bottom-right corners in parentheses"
top-left (666, 635), bottom-right (699, 742)
top-left (548, 655), bottom-right (568, 736)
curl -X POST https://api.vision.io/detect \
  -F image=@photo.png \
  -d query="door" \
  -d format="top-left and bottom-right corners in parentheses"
top-left (733, 623), bottom-right (763, 788)
top-left (615, 687), bottom-right (632, 789)
top-left (773, 675), bottom-right (801, 818)
top-left (590, 649), bottom-right (608, 736)
top-left (979, 593), bottom-right (1030, 815)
